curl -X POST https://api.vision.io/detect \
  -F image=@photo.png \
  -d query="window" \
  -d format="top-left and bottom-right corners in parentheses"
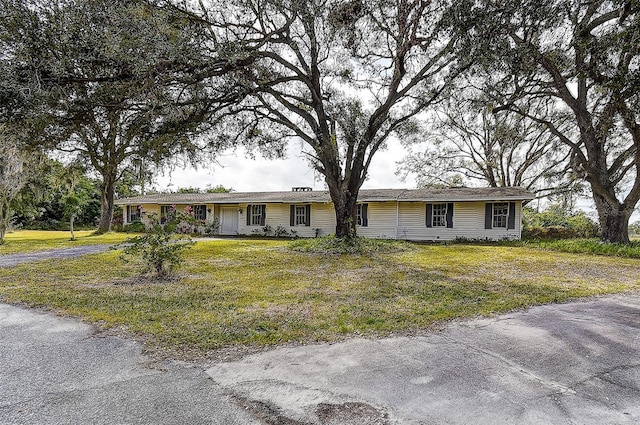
top-left (127, 205), bottom-right (141, 223)
top-left (426, 203), bottom-right (453, 228)
top-left (431, 204), bottom-right (447, 227)
top-left (290, 205), bottom-right (311, 226)
top-left (193, 205), bottom-right (207, 221)
top-left (493, 202), bottom-right (509, 228)
top-left (247, 204), bottom-right (266, 226)
top-left (160, 205), bottom-right (173, 224)
top-left (295, 206), bottom-right (307, 225)
top-left (356, 204), bottom-right (368, 227)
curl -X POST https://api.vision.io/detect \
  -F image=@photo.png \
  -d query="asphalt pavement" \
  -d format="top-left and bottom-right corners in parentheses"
top-left (1, 293), bottom-right (639, 424)
top-left (0, 245), bottom-right (111, 267)
top-left (207, 294), bottom-right (640, 424)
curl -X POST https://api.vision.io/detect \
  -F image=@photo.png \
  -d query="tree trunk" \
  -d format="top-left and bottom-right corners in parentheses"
top-left (0, 199), bottom-right (10, 244)
top-left (328, 185), bottom-right (359, 239)
top-left (592, 192), bottom-right (631, 244)
top-left (69, 215), bottom-right (75, 241)
top-left (96, 172), bottom-right (116, 234)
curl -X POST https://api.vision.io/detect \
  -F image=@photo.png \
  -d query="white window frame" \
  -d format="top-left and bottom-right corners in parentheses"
top-left (432, 203), bottom-right (447, 227)
top-left (250, 204), bottom-right (265, 226)
top-left (493, 202), bottom-right (509, 228)
top-left (127, 205), bottom-right (141, 223)
top-left (294, 205), bottom-right (307, 226)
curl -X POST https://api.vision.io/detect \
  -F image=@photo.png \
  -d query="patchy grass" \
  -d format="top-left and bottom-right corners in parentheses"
top-left (0, 230), bottom-right (131, 254)
top-left (515, 238), bottom-right (640, 258)
top-left (0, 239), bottom-right (638, 359)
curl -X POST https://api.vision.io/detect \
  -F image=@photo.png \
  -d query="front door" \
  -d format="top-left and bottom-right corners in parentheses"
top-left (220, 207), bottom-right (238, 235)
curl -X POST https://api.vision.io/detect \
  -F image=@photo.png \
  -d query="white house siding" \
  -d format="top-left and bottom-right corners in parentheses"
top-left (395, 201), bottom-right (523, 241)
top-left (120, 199), bottom-right (523, 241)
top-left (237, 202), bottom-right (336, 237)
top-left (309, 203), bottom-right (337, 237)
top-left (357, 202), bottom-right (399, 239)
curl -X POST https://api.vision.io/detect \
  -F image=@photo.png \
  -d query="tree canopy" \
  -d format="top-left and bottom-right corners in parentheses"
top-left (1, 0), bottom-right (227, 232)
top-left (171, 0), bottom-right (477, 237)
top-left (476, 0), bottom-right (640, 243)
top-left (398, 90), bottom-right (578, 197)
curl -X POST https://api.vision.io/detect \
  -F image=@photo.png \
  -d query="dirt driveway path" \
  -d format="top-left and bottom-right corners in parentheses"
top-left (0, 245), bottom-right (111, 267)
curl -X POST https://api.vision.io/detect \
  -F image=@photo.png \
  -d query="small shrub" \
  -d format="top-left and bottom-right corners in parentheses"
top-left (122, 220), bottom-right (146, 233)
top-left (114, 213), bottom-right (195, 278)
top-left (273, 225), bottom-right (295, 238)
top-left (201, 217), bottom-right (220, 236)
top-left (251, 224), bottom-right (274, 237)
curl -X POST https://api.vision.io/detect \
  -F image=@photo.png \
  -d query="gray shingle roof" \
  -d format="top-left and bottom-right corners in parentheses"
top-left (115, 187), bottom-right (534, 205)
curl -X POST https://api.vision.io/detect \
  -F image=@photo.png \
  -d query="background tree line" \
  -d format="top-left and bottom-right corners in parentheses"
top-left (1, 0), bottom-right (638, 243)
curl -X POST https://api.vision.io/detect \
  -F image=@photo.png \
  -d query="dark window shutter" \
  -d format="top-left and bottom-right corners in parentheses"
top-left (508, 202), bottom-right (516, 229)
top-left (290, 205), bottom-right (295, 226)
top-left (305, 204), bottom-right (311, 226)
top-left (485, 203), bottom-right (493, 229)
top-left (362, 204), bottom-right (368, 227)
top-left (426, 204), bottom-right (433, 228)
top-left (246, 205), bottom-right (252, 226)
top-left (261, 205), bottom-right (266, 226)
top-left (446, 203), bottom-right (454, 228)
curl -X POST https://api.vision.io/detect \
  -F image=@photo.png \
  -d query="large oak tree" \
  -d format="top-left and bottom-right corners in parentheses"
top-left (175, 0), bottom-right (476, 238)
top-left (478, 0), bottom-right (640, 243)
top-left (2, 0), bottom-right (228, 232)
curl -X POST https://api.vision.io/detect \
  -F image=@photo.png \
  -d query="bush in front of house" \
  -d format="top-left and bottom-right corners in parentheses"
top-left (289, 234), bottom-right (412, 254)
top-left (114, 213), bottom-right (194, 278)
top-left (522, 206), bottom-right (599, 239)
top-left (122, 220), bottom-right (146, 233)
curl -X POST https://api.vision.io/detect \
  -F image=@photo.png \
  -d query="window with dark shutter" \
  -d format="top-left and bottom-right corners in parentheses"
top-left (426, 204), bottom-right (433, 228)
top-left (431, 204), bottom-right (447, 227)
top-left (357, 204), bottom-right (368, 227)
top-left (492, 202), bottom-right (509, 228)
top-left (507, 202), bottom-right (516, 229)
top-left (485, 203), bottom-right (493, 229)
top-left (248, 204), bottom-right (266, 226)
top-left (291, 205), bottom-right (310, 226)
top-left (193, 205), bottom-right (207, 221)
top-left (446, 203), bottom-right (454, 228)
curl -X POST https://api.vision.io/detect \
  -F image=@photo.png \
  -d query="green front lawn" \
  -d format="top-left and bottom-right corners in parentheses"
top-left (0, 230), bottom-right (131, 254)
top-left (1, 237), bottom-right (638, 359)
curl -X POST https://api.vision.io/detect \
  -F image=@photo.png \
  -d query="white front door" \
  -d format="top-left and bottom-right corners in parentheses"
top-left (220, 207), bottom-right (238, 235)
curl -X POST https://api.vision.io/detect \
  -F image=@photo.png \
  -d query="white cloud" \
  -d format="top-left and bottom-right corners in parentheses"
top-left (156, 138), bottom-right (415, 192)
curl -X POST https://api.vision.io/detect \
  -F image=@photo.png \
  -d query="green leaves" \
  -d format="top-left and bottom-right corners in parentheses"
top-left (115, 212), bottom-right (195, 278)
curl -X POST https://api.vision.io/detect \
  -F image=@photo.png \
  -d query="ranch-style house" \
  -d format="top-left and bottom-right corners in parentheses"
top-left (115, 187), bottom-right (534, 241)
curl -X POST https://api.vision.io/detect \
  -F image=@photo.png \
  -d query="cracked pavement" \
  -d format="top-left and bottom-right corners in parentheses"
top-left (2, 294), bottom-right (640, 423)
top-left (206, 294), bottom-right (640, 424)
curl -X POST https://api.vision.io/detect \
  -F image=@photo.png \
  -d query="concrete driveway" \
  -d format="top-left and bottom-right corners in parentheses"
top-left (2, 295), bottom-right (640, 424)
